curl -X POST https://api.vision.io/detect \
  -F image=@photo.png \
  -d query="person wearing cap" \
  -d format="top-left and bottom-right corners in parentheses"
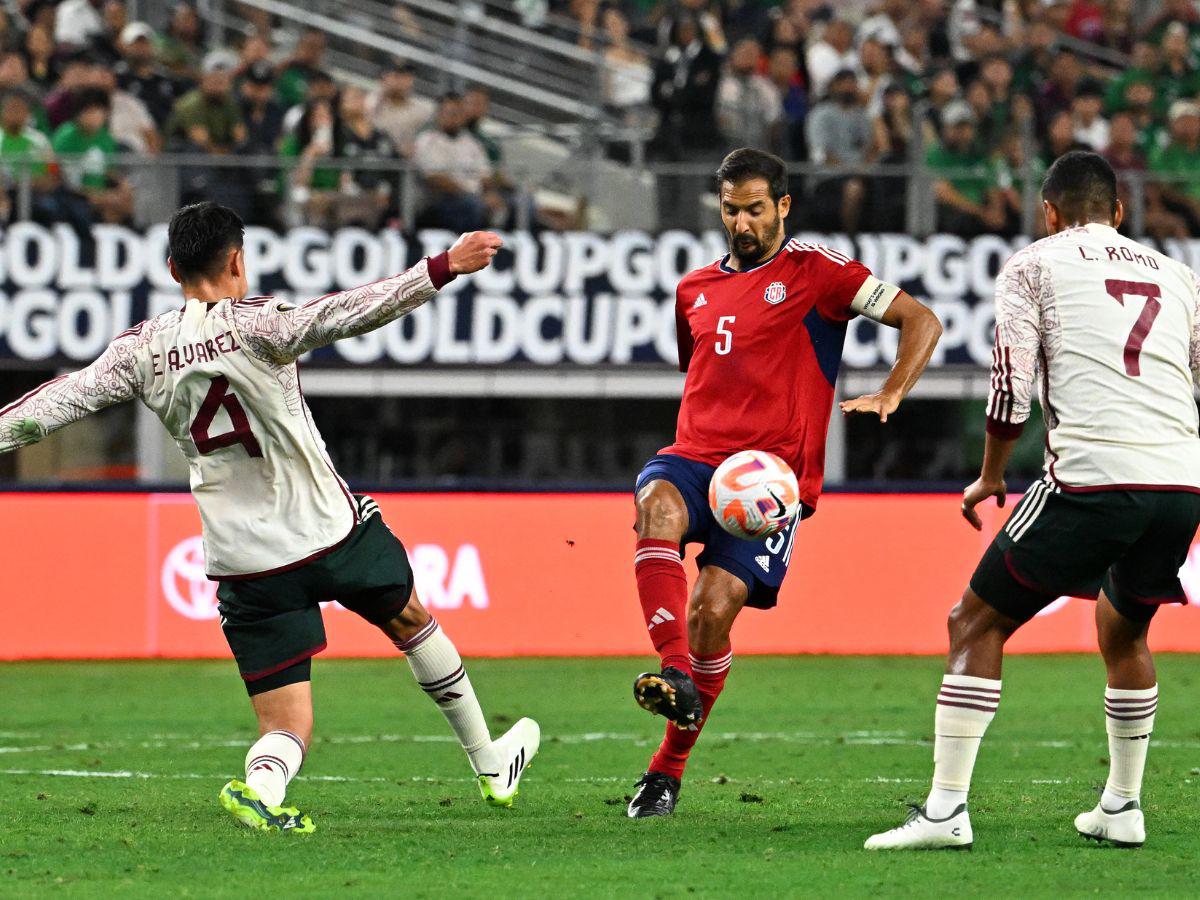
top-left (165, 51), bottom-right (246, 154)
top-left (926, 99), bottom-right (1005, 237)
top-left (1149, 100), bottom-right (1200, 234)
top-left (366, 61), bottom-right (433, 159)
top-left (116, 22), bottom-right (182, 127)
top-left (54, 0), bottom-right (103, 50)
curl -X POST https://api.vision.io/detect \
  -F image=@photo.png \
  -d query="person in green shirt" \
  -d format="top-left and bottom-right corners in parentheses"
top-left (0, 89), bottom-right (57, 223)
top-left (50, 88), bottom-right (132, 223)
top-left (165, 53), bottom-right (246, 153)
top-left (275, 28), bottom-right (326, 109)
top-left (279, 99), bottom-right (339, 226)
top-left (1149, 100), bottom-right (1200, 232)
top-left (926, 100), bottom-right (1005, 236)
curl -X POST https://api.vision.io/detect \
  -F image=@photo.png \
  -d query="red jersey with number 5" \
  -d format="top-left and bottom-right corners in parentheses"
top-left (663, 238), bottom-right (897, 510)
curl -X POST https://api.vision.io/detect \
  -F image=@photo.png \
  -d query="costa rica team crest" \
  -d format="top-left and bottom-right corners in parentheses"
top-left (764, 281), bottom-right (787, 305)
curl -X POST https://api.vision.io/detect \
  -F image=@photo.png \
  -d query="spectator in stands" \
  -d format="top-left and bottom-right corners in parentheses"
top-left (895, 22), bottom-right (931, 90)
top-left (857, 37), bottom-right (895, 118)
top-left (280, 98), bottom-right (338, 227)
top-left (716, 37), bottom-right (781, 152)
top-left (277, 28), bottom-right (326, 111)
top-left (331, 85), bottom-right (398, 228)
top-left (601, 8), bottom-right (652, 128)
top-left (1104, 41), bottom-right (1158, 117)
top-left (235, 34), bottom-right (272, 82)
top-left (283, 69), bottom-right (336, 135)
top-left (1035, 47), bottom-right (1081, 133)
top-left (238, 61), bottom-right (283, 154)
top-left (44, 55), bottom-right (94, 129)
top-left (805, 69), bottom-right (873, 234)
top-left (1143, 0), bottom-right (1200, 56)
top-left (1150, 100), bottom-right (1200, 235)
top-left (368, 61), bottom-right (433, 159)
top-left (463, 85), bottom-right (502, 166)
top-left (159, 4), bottom-right (205, 81)
top-left (1098, 0), bottom-right (1134, 54)
top-left (1011, 19), bottom-right (1056, 96)
top-left (990, 130), bottom-right (1046, 237)
top-left (1043, 109), bottom-right (1090, 165)
top-left (0, 10), bottom-right (19, 54)
top-left (1102, 109), bottom-right (1187, 239)
top-left (412, 92), bottom-right (490, 232)
top-left (978, 54), bottom-right (1015, 131)
top-left (1159, 21), bottom-right (1200, 114)
top-left (919, 66), bottom-right (959, 148)
top-left (650, 12), bottom-right (722, 161)
top-left (870, 82), bottom-right (913, 232)
top-left (54, 0), bottom-right (103, 50)
top-left (92, 0), bottom-right (128, 65)
top-left (166, 52), bottom-right (245, 154)
top-left (860, 0), bottom-right (906, 50)
top-left (0, 89), bottom-right (57, 223)
top-left (1071, 78), bottom-right (1108, 152)
top-left (766, 45), bottom-right (806, 159)
top-left (806, 18), bottom-right (856, 100)
top-left (21, 26), bottom-right (58, 94)
top-left (93, 67), bottom-right (158, 155)
top-left (1063, 0), bottom-right (1104, 42)
top-left (115, 22), bottom-right (182, 128)
top-left (567, 0), bottom-right (602, 52)
top-left (51, 88), bottom-right (132, 223)
top-left (927, 100), bottom-right (1004, 236)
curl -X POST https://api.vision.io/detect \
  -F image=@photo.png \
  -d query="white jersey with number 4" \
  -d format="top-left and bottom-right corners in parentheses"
top-left (987, 222), bottom-right (1200, 491)
top-left (0, 254), bottom-right (454, 578)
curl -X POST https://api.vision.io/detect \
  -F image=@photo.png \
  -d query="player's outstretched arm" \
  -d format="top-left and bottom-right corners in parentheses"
top-left (232, 231), bottom-right (503, 365)
top-left (839, 291), bottom-right (942, 422)
top-left (0, 329), bottom-right (146, 455)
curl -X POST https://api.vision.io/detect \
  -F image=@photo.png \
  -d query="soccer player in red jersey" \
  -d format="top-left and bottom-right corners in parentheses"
top-left (626, 148), bottom-right (943, 817)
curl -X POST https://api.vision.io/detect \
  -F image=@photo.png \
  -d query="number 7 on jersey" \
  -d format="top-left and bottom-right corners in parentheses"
top-left (1104, 279), bottom-right (1161, 377)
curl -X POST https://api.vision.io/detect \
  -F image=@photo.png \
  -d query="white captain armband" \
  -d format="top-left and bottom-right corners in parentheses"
top-left (849, 276), bottom-right (901, 322)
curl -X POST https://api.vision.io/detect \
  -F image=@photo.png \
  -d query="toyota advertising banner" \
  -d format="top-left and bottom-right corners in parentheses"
top-left (8, 224), bottom-right (1200, 370)
top-left (4, 491), bottom-right (1200, 660)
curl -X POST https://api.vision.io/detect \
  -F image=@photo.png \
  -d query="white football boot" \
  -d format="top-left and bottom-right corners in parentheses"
top-left (1074, 799), bottom-right (1145, 848)
top-left (476, 717), bottom-right (540, 808)
top-left (864, 804), bottom-right (973, 851)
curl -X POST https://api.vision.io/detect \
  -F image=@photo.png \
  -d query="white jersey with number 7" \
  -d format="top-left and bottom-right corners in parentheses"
top-left (0, 254), bottom-right (454, 579)
top-left (986, 222), bottom-right (1200, 491)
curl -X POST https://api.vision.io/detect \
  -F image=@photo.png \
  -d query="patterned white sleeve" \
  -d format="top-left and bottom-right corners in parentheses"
top-left (230, 254), bottom-right (452, 365)
top-left (1190, 269), bottom-right (1200, 387)
top-left (987, 248), bottom-right (1044, 437)
top-left (0, 324), bottom-right (151, 453)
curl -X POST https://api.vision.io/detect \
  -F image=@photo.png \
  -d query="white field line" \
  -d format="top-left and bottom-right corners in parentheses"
top-left (5, 730), bottom-right (1199, 755)
top-left (0, 768), bottom-right (1106, 788)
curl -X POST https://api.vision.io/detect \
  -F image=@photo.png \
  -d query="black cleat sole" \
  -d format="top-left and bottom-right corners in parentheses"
top-left (633, 673), bottom-right (702, 729)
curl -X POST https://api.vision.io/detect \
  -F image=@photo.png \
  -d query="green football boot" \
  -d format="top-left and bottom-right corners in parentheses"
top-left (219, 780), bottom-right (315, 833)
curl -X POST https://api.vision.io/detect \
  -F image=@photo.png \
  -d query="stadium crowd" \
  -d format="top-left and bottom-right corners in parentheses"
top-left (0, 0), bottom-right (1199, 237)
top-left (566, 0), bottom-right (1200, 237)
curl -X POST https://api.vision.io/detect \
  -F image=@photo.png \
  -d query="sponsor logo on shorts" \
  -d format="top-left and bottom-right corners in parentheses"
top-left (764, 282), bottom-right (787, 305)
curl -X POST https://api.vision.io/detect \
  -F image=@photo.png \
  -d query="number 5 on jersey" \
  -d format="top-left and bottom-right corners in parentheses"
top-left (715, 316), bottom-right (736, 355)
top-left (190, 375), bottom-right (264, 458)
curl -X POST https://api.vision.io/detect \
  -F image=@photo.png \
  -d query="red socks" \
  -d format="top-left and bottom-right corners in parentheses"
top-left (634, 538), bottom-right (690, 673)
top-left (648, 648), bottom-right (733, 779)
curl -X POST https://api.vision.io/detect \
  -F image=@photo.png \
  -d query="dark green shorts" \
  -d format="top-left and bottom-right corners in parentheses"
top-left (216, 505), bottom-right (413, 688)
top-left (970, 480), bottom-right (1200, 624)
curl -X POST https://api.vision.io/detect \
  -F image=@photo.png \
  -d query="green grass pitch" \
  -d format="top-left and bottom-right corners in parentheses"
top-left (2, 655), bottom-right (1199, 897)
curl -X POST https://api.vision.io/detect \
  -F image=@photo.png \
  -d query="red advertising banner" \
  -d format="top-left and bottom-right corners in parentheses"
top-left (3, 491), bottom-right (1200, 660)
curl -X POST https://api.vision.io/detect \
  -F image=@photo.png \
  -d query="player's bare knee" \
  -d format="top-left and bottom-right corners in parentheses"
top-left (947, 590), bottom-right (1014, 650)
top-left (635, 481), bottom-right (687, 541)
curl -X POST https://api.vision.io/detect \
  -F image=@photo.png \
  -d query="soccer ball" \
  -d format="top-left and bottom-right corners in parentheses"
top-left (708, 450), bottom-right (801, 540)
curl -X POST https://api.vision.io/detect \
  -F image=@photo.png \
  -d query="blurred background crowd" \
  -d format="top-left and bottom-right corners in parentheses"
top-left (0, 0), bottom-right (1196, 237)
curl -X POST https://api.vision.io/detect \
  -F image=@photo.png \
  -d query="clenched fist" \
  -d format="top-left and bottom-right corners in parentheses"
top-left (448, 231), bottom-right (503, 275)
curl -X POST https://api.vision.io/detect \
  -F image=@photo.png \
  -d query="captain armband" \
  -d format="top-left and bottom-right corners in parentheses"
top-left (850, 276), bottom-right (901, 323)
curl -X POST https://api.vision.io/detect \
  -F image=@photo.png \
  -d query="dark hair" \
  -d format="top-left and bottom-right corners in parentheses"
top-left (167, 202), bottom-right (245, 281)
top-left (1041, 150), bottom-right (1117, 222)
top-left (715, 147), bottom-right (789, 202)
top-left (74, 87), bottom-right (110, 114)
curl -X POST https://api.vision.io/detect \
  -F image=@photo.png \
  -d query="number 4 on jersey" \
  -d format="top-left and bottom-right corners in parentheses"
top-left (1104, 279), bottom-right (1161, 377)
top-left (190, 375), bottom-right (264, 457)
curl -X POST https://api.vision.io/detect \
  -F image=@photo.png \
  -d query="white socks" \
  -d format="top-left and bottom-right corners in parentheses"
top-left (245, 730), bottom-right (305, 808)
top-left (1102, 684), bottom-right (1157, 809)
top-left (926, 674), bottom-right (1002, 818)
top-left (395, 617), bottom-right (497, 775)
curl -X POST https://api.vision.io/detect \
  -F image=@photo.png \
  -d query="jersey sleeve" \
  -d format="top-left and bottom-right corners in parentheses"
top-left (0, 326), bottom-right (148, 453)
top-left (986, 250), bottom-right (1042, 439)
top-left (809, 247), bottom-right (900, 323)
top-left (675, 284), bottom-right (694, 373)
top-left (230, 252), bottom-right (455, 365)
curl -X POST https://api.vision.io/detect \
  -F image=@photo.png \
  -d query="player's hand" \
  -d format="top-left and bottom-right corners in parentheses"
top-left (448, 231), bottom-right (503, 274)
top-left (839, 390), bottom-right (901, 422)
top-left (960, 477), bottom-right (1006, 531)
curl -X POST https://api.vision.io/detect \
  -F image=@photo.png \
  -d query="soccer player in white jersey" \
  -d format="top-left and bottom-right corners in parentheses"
top-left (0, 202), bottom-right (540, 833)
top-left (866, 152), bottom-right (1200, 851)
